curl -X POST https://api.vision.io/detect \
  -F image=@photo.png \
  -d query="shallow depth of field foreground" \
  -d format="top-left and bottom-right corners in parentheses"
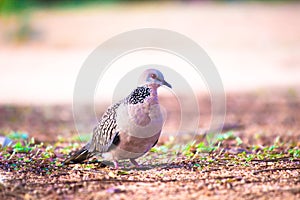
top-left (1, 93), bottom-right (300, 200)
top-left (0, 1), bottom-right (300, 200)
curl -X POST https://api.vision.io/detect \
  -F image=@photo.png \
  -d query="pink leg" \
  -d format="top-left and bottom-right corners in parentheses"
top-left (113, 160), bottom-right (119, 169)
top-left (130, 158), bottom-right (140, 167)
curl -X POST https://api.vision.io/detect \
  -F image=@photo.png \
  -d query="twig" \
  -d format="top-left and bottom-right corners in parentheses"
top-left (201, 168), bottom-right (221, 173)
top-left (250, 157), bottom-right (300, 162)
top-left (252, 167), bottom-right (300, 175)
top-left (210, 175), bottom-right (242, 180)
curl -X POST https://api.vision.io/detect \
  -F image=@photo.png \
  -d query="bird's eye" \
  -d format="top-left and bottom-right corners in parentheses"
top-left (150, 74), bottom-right (157, 79)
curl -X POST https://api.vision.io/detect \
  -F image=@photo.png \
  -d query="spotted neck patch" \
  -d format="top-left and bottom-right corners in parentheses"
top-left (125, 86), bottom-right (151, 105)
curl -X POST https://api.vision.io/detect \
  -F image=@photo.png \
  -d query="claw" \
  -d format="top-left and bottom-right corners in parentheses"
top-left (113, 160), bottom-right (119, 169)
top-left (130, 158), bottom-right (140, 167)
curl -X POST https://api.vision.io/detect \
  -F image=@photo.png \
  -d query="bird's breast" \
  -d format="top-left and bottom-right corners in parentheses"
top-left (116, 101), bottom-right (163, 139)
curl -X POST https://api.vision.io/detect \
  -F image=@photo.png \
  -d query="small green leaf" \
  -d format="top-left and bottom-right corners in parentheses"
top-left (235, 137), bottom-right (243, 145)
top-left (117, 170), bottom-right (130, 175)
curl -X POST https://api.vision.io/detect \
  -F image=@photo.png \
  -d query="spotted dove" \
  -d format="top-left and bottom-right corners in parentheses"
top-left (64, 69), bottom-right (172, 168)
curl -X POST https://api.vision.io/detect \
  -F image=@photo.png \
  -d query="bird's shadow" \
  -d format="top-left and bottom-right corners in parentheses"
top-left (67, 160), bottom-right (183, 171)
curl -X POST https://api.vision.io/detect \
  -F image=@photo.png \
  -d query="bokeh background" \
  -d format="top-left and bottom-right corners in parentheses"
top-left (0, 0), bottom-right (300, 142)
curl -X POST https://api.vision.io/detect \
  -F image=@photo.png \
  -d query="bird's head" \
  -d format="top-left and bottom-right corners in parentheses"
top-left (139, 69), bottom-right (172, 89)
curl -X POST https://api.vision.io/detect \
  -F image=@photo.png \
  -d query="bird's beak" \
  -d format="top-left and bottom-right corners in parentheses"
top-left (162, 80), bottom-right (172, 88)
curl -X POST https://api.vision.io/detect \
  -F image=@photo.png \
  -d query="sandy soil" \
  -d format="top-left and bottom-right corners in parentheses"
top-left (0, 91), bottom-right (300, 199)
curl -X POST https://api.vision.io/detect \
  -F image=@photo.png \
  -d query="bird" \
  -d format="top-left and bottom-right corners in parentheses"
top-left (64, 69), bottom-right (172, 169)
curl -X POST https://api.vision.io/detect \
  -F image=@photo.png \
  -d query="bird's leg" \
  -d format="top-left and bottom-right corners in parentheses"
top-left (130, 158), bottom-right (140, 167)
top-left (113, 160), bottom-right (119, 169)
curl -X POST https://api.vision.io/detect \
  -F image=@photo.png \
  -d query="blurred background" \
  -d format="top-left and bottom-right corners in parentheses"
top-left (0, 0), bottom-right (300, 142)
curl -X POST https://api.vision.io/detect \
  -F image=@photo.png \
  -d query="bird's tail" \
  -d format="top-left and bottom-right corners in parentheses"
top-left (63, 144), bottom-right (94, 164)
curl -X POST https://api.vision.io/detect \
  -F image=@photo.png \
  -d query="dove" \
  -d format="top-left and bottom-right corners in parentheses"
top-left (64, 69), bottom-right (172, 168)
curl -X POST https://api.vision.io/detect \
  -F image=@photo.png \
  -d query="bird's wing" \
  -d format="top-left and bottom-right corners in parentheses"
top-left (88, 101), bottom-right (121, 153)
top-left (88, 86), bottom-right (151, 153)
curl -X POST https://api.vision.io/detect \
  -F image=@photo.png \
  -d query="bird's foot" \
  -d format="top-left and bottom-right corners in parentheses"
top-left (113, 160), bottom-right (119, 169)
top-left (130, 158), bottom-right (140, 168)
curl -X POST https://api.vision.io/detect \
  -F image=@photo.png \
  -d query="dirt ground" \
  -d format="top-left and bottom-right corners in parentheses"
top-left (0, 91), bottom-right (300, 200)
